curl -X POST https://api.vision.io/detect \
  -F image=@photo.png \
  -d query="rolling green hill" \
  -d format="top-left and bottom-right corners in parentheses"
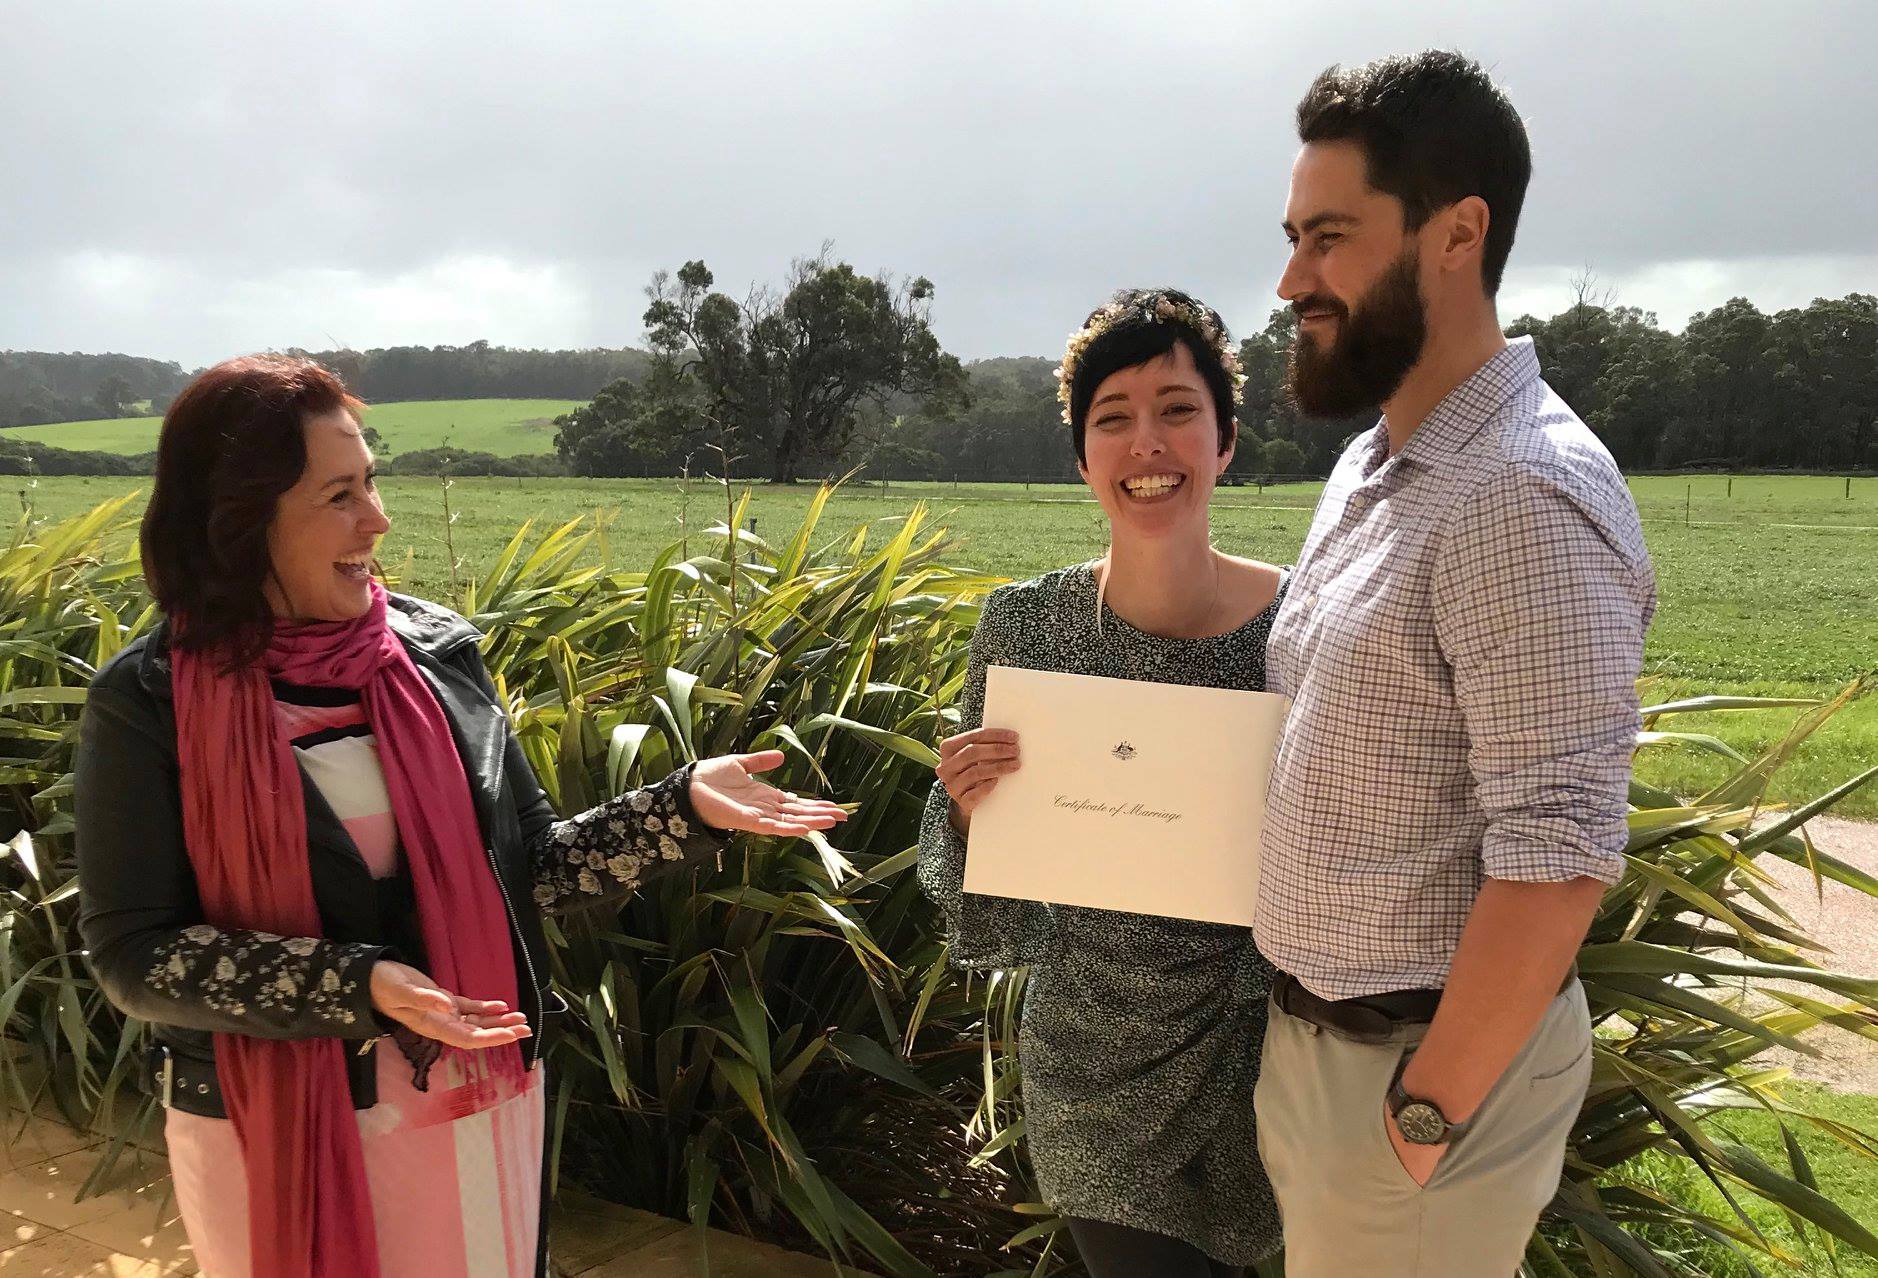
top-left (0, 398), bottom-right (584, 458)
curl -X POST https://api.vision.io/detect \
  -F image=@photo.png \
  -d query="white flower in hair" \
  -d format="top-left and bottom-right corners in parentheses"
top-left (1056, 290), bottom-right (1245, 426)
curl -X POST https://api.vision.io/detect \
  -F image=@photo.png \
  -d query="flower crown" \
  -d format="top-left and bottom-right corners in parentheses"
top-left (1053, 292), bottom-right (1247, 426)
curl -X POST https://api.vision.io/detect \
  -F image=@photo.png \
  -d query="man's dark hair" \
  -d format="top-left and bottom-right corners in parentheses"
top-left (1296, 51), bottom-right (1530, 295)
top-left (1067, 289), bottom-right (1237, 466)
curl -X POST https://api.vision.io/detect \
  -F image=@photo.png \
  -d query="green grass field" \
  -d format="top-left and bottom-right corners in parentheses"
top-left (13, 472), bottom-right (1878, 817)
top-left (0, 398), bottom-right (582, 456)
top-left (1625, 1087), bottom-right (1878, 1276)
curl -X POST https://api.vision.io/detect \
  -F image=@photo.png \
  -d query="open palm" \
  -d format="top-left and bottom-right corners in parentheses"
top-left (368, 960), bottom-right (531, 1051)
top-left (688, 750), bottom-right (849, 837)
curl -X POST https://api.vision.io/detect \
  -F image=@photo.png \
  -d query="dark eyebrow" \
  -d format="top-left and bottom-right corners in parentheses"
top-left (1092, 383), bottom-right (1202, 409)
top-left (1282, 212), bottom-right (1359, 236)
top-left (320, 465), bottom-right (374, 492)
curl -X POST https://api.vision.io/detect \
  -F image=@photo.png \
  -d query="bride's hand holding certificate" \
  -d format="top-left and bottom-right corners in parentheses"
top-left (936, 727), bottom-right (1022, 831)
top-left (954, 667), bottom-right (1287, 927)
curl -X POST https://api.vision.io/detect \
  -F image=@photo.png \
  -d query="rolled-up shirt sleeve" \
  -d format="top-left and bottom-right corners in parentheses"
top-left (1431, 468), bottom-right (1651, 885)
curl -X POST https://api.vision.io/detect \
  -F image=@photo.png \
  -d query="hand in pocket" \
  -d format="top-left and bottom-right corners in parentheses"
top-left (1384, 1100), bottom-right (1448, 1188)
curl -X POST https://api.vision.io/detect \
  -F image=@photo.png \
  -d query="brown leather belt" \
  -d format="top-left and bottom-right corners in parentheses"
top-left (1272, 973), bottom-right (1441, 1042)
top-left (1273, 966), bottom-right (1579, 1044)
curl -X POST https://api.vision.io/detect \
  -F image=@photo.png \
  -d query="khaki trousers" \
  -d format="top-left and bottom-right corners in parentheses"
top-left (1253, 982), bottom-right (1592, 1278)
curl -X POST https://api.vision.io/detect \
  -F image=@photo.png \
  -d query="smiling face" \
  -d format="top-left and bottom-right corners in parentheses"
top-left (1278, 139), bottom-right (1431, 417)
top-left (1077, 341), bottom-right (1233, 541)
top-left (262, 407), bottom-right (390, 623)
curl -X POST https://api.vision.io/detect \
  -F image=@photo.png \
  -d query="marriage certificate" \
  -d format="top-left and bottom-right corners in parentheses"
top-left (962, 666), bottom-right (1290, 927)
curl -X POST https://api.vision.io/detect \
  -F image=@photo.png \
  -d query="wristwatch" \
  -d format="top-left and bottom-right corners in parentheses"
top-left (1388, 1055), bottom-right (1472, 1146)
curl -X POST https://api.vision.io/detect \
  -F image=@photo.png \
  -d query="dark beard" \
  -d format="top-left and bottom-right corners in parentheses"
top-left (1286, 249), bottom-right (1428, 419)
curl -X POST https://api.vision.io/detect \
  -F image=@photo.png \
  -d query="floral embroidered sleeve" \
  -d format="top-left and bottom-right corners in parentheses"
top-left (137, 925), bottom-right (387, 1040)
top-left (74, 676), bottom-right (393, 1041)
top-left (528, 763), bottom-right (729, 913)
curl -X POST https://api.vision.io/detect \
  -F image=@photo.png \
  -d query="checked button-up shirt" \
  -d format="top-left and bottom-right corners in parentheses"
top-left (1255, 337), bottom-right (1657, 1001)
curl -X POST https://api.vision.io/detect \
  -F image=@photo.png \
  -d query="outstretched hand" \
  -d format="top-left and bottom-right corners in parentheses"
top-left (687, 750), bottom-right (850, 837)
top-left (368, 960), bottom-right (532, 1051)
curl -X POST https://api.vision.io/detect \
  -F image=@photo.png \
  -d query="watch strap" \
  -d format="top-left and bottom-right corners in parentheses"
top-left (1388, 1055), bottom-right (1473, 1144)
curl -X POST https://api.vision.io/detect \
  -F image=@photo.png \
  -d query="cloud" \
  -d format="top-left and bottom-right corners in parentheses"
top-left (3, 1), bottom-right (1874, 363)
top-left (216, 256), bottom-right (595, 355)
top-left (17, 252), bottom-right (596, 367)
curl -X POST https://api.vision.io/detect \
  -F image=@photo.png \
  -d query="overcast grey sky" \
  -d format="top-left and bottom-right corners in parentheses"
top-left (4, 1), bottom-right (1874, 369)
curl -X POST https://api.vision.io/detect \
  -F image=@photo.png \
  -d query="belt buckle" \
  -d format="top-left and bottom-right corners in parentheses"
top-left (157, 1045), bottom-right (175, 1109)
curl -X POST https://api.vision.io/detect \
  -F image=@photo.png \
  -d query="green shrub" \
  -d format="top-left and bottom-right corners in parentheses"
top-left (2, 494), bottom-right (1875, 1277)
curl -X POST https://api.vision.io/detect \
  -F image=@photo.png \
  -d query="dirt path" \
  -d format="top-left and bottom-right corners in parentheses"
top-left (1748, 816), bottom-right (1878, 1094)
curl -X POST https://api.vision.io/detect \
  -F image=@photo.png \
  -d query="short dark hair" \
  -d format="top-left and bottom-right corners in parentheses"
top-left (1067, 289), bottom-right (1237, 466)
top-left (1296, 51), bottom-right (1530, 295)
top-left (141, 354), bottom-right (364, 665)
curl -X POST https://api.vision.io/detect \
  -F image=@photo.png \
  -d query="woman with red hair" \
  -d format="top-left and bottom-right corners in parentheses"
top-left (74, 355), bottom-right (845, 1278)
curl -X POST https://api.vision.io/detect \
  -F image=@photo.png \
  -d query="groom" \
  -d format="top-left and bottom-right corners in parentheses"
top-left (1251, 52), bottom-right (1656, 1277)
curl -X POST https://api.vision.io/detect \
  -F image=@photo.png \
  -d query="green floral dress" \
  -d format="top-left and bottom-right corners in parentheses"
top-left (917, 562), bottom-right (1286, 1267)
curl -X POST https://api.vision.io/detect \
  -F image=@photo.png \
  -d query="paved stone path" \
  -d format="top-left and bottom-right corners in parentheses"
top-left (0, 1101), bottom-right (849, 1276)
top-left (1753, 815), bottom-right (1878, 1094)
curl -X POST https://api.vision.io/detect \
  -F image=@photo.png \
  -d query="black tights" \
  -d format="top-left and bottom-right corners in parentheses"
top-left (1065, 1217), bottom-right (1244, 1278)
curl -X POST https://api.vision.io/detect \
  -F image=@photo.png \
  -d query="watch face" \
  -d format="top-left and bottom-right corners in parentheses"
top-left (1397, 1101), bottom-right (1446, 1144)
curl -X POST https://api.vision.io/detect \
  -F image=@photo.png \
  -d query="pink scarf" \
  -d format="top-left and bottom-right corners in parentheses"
top-left (171, 580), bottom-right (523, 1278)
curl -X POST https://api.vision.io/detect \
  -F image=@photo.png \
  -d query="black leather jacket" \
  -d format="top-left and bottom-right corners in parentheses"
top-left (75, 592), bottom-right (724, 1120)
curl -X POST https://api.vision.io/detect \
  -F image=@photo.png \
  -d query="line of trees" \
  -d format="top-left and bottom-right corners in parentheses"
top-left (1504, 291), bottom-right (1878, 471)
top-left (0, 343), bottom-right (657, 431)
top-left (7, 273), bottom-right (1876, 478)
top-left (0, 352), bottom-right (190, 427)
top-left (1235, 285), bottom-right (1878, 476)
top-left (552, 261), bottom-right (1878, 481)
top-left (299, 341), bottom-right (653, 404)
